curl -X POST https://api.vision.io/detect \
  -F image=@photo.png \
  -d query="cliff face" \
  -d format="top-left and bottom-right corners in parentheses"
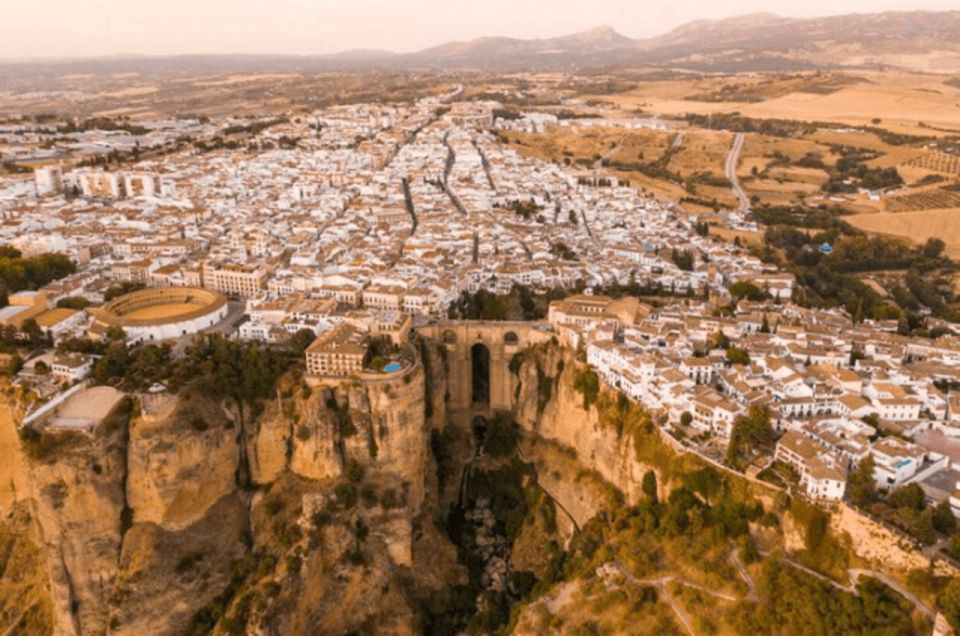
top-left (0, 391), bottom-right (52, 636)
top-left (3, 358), bottom-right (458, 636)
top-left (126, 392), bottom-right (238, 531)
top-left (25, 412), bottom-right (127, 636)
top-left (512, 345), bottom-right (669, 509)
top-left (4, 334), bottom-right (950, 635)
top-left (0, 501), bottom-right (54, 635)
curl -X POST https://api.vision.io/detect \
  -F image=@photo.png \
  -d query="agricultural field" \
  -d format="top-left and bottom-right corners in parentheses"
top-left (906, 151), bottom-right (960, 175)
top-left (885, 189), bottom-right (960, 212)
top-left (846, 209), bottom-right (960, 258)
top-left (590, 70), bottom-right (960, 136)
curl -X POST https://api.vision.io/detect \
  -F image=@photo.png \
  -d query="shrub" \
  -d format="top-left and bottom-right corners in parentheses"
top-left (573, 368), bottom-right (600, 409)
top-left (264, 497), bottom-right (285, 516)
top-left (346, 458), bottom-right (365, 482)
top-left (333, 483), bottom-right (358, 510)
top-left (484, 414), bottom-right (519, 457)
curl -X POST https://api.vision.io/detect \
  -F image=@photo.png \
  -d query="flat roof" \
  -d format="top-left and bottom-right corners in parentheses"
top-left (35, 307), bottom-right (79, 327)
top-left (0, 305), bottom-right (28, 321)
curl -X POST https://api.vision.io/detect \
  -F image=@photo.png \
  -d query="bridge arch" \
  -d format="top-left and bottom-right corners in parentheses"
top-left (417, 321), bottom-right (555, 423)
top-left (471, 342), bottom-right (491, 404)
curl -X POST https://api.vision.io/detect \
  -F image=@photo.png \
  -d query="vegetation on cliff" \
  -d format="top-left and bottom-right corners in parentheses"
top-left (502, 347), bottom-right (941, 634)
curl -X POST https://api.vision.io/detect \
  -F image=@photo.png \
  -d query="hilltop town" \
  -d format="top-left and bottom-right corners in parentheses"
top-left (4, 71), bottom-right (960, 633)
top-left (4, 86), bottom-right (960, 508)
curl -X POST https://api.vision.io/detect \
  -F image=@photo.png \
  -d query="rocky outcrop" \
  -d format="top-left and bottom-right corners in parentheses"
top-left (289, 366), bottom-right (430, 511)
top-left (2, 354), bottom-right (456, 636)
top-left (25, 418), bottom-right (128, 636)
top-left (512, 344), bottom-right (664, 505)
top-left (109, 494), bottom-right (249, 635)
top-left (4, 330), bottom-right (956, 635)
top-left (0, 500), bottom-right (54, 635)
top-left (126, 392), bottom-right (239, 531)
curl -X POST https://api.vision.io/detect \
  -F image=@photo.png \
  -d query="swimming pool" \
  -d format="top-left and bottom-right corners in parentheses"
top-left (383, 362), bottom-right (402, 373)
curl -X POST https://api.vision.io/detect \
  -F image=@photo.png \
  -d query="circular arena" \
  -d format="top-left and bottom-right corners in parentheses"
top-left (91, 286), bottom-right (228, 341)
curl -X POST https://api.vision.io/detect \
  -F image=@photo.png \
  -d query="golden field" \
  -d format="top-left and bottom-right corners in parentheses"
top-left (846, 209), bottom-right (960, 258)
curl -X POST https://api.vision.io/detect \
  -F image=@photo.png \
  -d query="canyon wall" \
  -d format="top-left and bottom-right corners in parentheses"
top-left (1, 356), bottom-right (450, 636)
top-left (3, 328), bottom-right (956, 634)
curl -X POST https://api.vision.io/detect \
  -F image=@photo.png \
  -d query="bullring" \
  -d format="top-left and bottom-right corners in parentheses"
top-left (90, 286), bottom-right (228, 342)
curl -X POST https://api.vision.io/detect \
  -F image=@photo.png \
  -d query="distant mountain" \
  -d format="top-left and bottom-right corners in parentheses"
top-left (400, 25), bottom-right (638, 69)
top-left (378, 11), bottom-right (960, 72)
top-left (4, 10), bottom-right (960, 75)
top-left (633, 10), bottom-right (960, 71)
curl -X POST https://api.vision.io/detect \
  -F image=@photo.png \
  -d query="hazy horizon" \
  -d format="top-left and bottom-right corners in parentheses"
top-left (3, 0), bottom-right (960, 61)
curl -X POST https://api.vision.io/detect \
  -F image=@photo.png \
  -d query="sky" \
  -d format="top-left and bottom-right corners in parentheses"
top-left (2, 0), bottom-right (959, 59)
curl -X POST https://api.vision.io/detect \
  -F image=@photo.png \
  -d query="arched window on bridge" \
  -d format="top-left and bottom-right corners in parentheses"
top-left (503, 331), bottom-right (519, 345)
top-left (471, 342), bottom-right (490, 404)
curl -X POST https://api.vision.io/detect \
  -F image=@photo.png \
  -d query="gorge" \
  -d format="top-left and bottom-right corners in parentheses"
top-left (0, 322), bottom-right (952, 635)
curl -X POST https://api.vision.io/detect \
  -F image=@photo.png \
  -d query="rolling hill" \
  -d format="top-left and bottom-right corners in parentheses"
top-left (3, 10), bottom-right (960, 75)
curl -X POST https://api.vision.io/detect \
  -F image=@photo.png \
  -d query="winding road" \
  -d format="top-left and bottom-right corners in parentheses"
top-left (725, 132), bottom-right (750, 215)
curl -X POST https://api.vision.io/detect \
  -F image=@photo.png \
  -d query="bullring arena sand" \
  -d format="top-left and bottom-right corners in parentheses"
top-left (123, 303), bottom-right (205, 321)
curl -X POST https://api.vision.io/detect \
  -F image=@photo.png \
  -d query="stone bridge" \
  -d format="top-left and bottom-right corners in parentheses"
top-left (417, 321), bottom-right (555, 425)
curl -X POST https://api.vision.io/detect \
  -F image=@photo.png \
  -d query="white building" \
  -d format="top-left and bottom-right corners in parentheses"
top-left (35, 165), bottom-right (63, 196)
top-left (871, 437), bottom-right (925, 490)
top-left (775, 430), bottom-right (847, 501)
top-left (51, 353), bottom-right (93, 382)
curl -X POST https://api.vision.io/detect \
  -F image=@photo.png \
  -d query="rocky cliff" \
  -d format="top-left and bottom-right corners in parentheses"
top-left (2, 333), bottom-right (956, 635)
top-left (0, 356), bottom-right (461, 636)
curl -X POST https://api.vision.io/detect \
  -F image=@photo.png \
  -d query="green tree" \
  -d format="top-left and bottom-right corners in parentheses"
top-left (642, 470), bottom-right (658, 503)
top-left (727, 404), bottom-right (774, 470)
top-left (933, 500), bottom-right (957, 535)
top-left (671, 248), bottom-right (695, 271)
top-left (4, 353), bottom-right (23, 376)
top-left (846, 455), bottom-right (877, 507)
top-left (92, 343), bottom-right (131, 384)
top-left (923, 237), bottom-right (946, 259)
top-left (729, 281), bottom-right (766, 301)
top-left (21, 319), bottom-right (43, 344)
top-left (888, 484), bottom-right (925, 511)
top-left (726, 347), bottom-right (750, 366)
top-left (939, 578), bottom-right (960, 632)
top-left (103, 281), bottom-right (146, 301)
top-left (289, 328), bottom-right (317, 355)
top-left (710, 330), bottom-right (731, 350)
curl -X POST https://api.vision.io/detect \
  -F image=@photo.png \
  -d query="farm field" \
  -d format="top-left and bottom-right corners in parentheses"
top-left (590, 71), bottom-right (960, 136)
top-left (846, 209), bottom-right (960, 258)
top-left (885, 189), bottom-right (960, 212)
top-left (906, 151), bottom-right (960, 175)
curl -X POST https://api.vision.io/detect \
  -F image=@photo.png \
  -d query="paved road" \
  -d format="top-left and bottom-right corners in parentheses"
top-left (725, 132), bottom-right (750, 215)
